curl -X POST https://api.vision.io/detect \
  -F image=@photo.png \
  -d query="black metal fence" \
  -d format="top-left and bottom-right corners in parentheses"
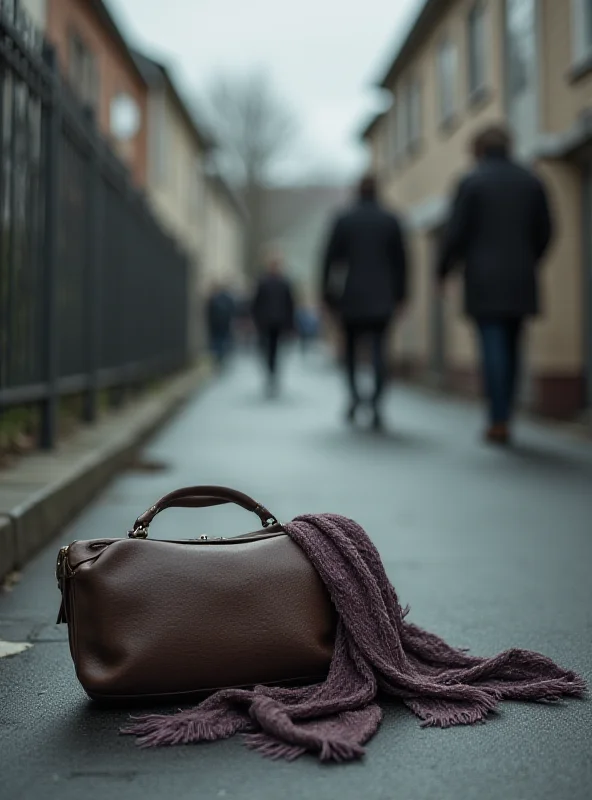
top-left (0, 2), bottom-right (190, 448)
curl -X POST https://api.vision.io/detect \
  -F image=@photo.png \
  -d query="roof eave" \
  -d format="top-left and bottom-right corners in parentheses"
top-left (133, 51), bottom-right (214, 153)
top-left (88, 0), bottom-right (147, 87)
top-left (376, 0), bottom-right (440, 89)
top-left (360, 111), bottom-right (387, 142)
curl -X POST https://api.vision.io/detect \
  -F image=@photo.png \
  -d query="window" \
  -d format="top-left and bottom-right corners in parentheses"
top-left (191, 160), bottom-right (204, 217)
top-left (395, 88), bottom-right (408, 159)
top-left (505, 0), bottom-right (538, 157)
top-left (437, 37), bottom-right (458, 124)
top-left (573, 0), bottom-right (592, 63)
top-left (389, 76), bottom-right (421, 163)
top-left (68, 31), bottom-right (98, 111)
top-left (149, 93), bottom-right (169, 185)
top-left (407, 76), bottom-right (422, 148)
top-left (110, 93), bottom-right (141, 141)
top-left (388, 96), bottom-right (398, 163)
top-left (468, 2), bottom-right (488, 98)
top-left (506, 0), bottom-right (536, 97)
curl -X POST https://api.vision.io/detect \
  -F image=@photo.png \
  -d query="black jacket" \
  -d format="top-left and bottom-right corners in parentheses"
top-left (321, 198), bottom-right (408, 325)
top-left (438, 155), bottom-right (553, 318)
top-left (206, 291), bottom-right (235, 336)
top-left (252, 274), bottom-right (295, 332)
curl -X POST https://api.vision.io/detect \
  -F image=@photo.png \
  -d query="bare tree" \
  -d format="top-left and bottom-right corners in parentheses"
top-left (202, 70), bottom-right (297, 279)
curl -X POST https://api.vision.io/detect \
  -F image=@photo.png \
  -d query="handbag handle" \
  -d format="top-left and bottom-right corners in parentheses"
top-left (129, 485), bottom-right (279, 538)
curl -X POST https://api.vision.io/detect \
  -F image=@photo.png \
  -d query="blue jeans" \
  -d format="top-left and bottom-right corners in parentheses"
top-left (476, 319), bottom-right (523, 425)
top-left (344, 322), bottom-right (388, 405)
top-left (210, 332), bottom-right (231, 365)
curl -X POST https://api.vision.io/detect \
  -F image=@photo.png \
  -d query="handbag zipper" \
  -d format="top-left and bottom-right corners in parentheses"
top-left (56, 530), bottom-right (283, 579)
top-left (54, 530), bottom-right (284, 623)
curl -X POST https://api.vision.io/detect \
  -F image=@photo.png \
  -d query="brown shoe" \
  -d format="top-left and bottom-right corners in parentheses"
top-left (485, 423), bottom-right (510, 446)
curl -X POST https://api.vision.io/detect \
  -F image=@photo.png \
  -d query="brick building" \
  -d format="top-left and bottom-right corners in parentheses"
top-left (46, 0), bottom-right (148, 186)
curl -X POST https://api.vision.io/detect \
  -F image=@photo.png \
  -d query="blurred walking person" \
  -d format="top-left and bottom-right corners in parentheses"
top-left (295, 303), bottom-right (320, 355)
top-left (437, 125), bottom-right (553, 446)
top-left (321, 175), bottom-right (408, 430)
top-left (252, 252), bottom-right (295, 396)
top-left (206, 281), bottom-right (235, 369)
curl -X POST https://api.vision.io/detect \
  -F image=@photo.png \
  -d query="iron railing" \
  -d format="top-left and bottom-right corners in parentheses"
top-left (0, 1), bottom-right (190, 448)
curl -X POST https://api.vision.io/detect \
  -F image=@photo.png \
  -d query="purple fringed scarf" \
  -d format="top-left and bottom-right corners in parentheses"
top-left (123, 513), bottom-right (585, 761)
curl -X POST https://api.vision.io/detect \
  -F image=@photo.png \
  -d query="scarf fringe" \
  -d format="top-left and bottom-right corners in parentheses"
top-left (244, 734), bottom-right (307, 762)
top-left (122, 711), bottom-right (245, 747)
top-left (244, 733), bottom-right (366, 763)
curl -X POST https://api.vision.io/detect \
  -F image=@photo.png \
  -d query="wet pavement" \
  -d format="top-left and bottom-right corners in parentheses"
top-left (1, 347), bottom-right (591, 800)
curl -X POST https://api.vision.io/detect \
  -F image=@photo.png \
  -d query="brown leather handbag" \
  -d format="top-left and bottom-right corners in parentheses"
top-left (56, 486), bottom-right (335, 701)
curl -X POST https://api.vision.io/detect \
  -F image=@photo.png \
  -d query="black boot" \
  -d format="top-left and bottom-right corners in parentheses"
top-left (345, 398), bottom-right (360, 424)
top-left (371, 403), bottom-right (384, 432)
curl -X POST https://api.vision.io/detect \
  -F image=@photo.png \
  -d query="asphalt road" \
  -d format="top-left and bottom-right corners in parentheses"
top-left (1, 348), bottom-right (591, 800)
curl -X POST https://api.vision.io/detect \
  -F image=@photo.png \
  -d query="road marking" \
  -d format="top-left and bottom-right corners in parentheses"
top-left (0, 640), bottom-right (32, 658)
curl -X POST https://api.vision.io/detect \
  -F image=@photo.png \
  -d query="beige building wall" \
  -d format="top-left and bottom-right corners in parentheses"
top-left (532, 162), bottom-right (584, 374)
top-left (529, 0), bottom-right (591, 408)
top-left (366, 0), bottom-right (592, 417)
top-left (147, 89), bottom-right (205, 265)
top-left (143, 77), bottom-right (245, 352)
top-left (202, 178), bottom-right (245, 293)
top-left (540, 0), bottom-right (592, 134)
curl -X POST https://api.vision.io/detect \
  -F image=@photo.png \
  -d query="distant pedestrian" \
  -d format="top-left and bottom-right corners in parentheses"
top-left (252, 252), bottom-right (295, 395)
top-left (206, 282), bottom-right (235, 369)
top-left (437, 124), bottom-right (553, 446)
top-left (295, 304), bottom-right (320, 355)
top-left (234, 294), bottom-right (256, 351)
top-left (321, 175), bottom-right (408, 430)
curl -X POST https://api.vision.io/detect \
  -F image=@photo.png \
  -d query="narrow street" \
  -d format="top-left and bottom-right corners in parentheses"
top-left (1, 348), bottom-right (591, 800)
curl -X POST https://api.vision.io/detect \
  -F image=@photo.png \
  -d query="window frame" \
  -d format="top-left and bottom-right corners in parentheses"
top-left (388, 94), bottom-right (398, 165)
top-left (67, 28), bottom-right (99, 112)
top-left (395, 88), bottom-right (408, 162)
top-left (467, 1), bottom-right (489, 103)
top-left (407, 73), bottom-right (422, 151)
top-left (436, 35), bottom-right (458, 127)
top-left (149, 90), bottom-right (169, 187)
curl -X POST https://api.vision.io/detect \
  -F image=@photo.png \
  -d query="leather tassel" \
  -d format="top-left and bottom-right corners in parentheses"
top-left (56, 598), bottom-right (67, 625)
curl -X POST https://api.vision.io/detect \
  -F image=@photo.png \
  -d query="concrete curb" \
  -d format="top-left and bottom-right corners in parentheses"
top-left (0, 367), bottom-right (206, 583)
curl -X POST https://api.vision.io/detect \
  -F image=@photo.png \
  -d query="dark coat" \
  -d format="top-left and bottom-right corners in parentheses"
top-left (252, 274), bottom-right (295, 332)
top-left (437, 155), bottom-right (553, 318)
top-left (321, 198), bottom-right (408, 325)
top-left (206, 291), bottom-right (235, 337)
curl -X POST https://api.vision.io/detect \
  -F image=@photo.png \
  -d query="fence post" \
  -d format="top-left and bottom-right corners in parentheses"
top-left (39, 43), bottom-right (60, 449)
top-left (83, 107), bottom-right (102, 423)
top-left (109, 178), bottom-right (132, 408)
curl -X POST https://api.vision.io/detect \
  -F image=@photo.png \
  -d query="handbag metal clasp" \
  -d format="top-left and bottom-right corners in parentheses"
top-left (128, 525), bottom-right (149, 539)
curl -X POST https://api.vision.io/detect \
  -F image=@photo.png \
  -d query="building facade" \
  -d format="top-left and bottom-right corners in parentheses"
top-left (45, 0), bottom-right (148, 186)
top-left (363, 0), bottom-right (592, 418)
top-left (136, 54), bottom-right (245, 350)
top-left (202, 172), bottom-right (246, 293)
top-left (136, 54), bottom-right (209, 259)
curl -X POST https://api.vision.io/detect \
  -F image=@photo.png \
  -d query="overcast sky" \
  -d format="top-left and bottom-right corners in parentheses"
top-left (108, 0), bottom-right (421, 184)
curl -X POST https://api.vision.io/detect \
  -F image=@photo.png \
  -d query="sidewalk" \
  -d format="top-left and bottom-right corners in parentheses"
top-left (0, 367), bottom-right (204, 583)
top-left (1, 348), bottom-right (590, 800)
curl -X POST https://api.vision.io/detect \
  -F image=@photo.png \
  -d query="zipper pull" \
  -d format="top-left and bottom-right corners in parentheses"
top-left (55, 546), bottom-right (69, 585)
top-left (55, 546), bottom-right (70, 624)
top-left (56, 599), bottom-right (67, 625)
